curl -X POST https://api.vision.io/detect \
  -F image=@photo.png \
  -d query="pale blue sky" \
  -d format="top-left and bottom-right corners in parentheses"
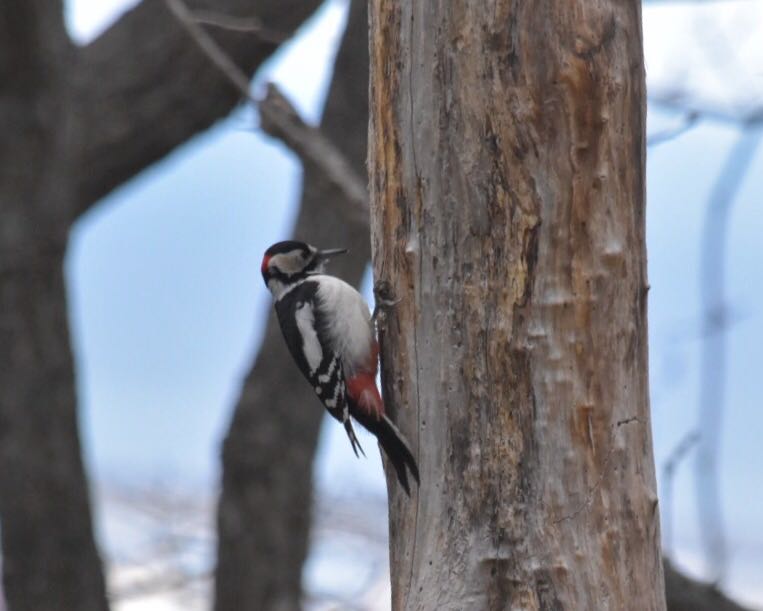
top-left (65, 0), bottom-right (763, 607)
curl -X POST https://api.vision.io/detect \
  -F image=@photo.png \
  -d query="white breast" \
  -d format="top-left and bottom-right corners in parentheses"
top-left (314, 275), bottom-right (373, 375)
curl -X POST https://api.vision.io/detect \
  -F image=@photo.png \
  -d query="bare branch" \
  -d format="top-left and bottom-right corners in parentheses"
top-left (696, 127), bottom-right (763, 583)
top-left (74, 0), bottom-right (323, 214)
top-left (648, 112), bottom-right (701, 147)
top-left (163, 0), bottom-right (256, 105)
top-left (649, 91), bottom-right (763, 127)
top-left (193, 9), bottom-right (286, 43)
top-left (163, 0), bottom-right (369, 227)
top-left (661, 430), bottom-right (700, 559)
top-left (258, 84), bottom-right (369, 225)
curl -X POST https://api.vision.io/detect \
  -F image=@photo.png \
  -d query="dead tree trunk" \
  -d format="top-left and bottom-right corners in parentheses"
top-left (369, 2), bottom-right (666, 609)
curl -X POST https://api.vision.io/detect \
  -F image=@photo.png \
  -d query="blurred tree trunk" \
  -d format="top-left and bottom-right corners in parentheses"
top-left (213, 3), bottom-right (370, 610)
top-left (0, 1), bottom-right (322, 609)
top-left (664, 562), bottom-right (752, 611)
top-left (0, 5), bottom-right (108, 610)
top-left (369, 1), bottom-right (666, 609)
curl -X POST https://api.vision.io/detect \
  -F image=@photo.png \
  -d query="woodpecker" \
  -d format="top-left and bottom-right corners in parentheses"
top-left (261, 240), bottom-right (419, 495)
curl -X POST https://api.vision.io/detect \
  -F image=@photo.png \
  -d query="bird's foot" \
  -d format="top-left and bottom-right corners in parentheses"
top-left (372, 280), bottom-right (400, 324)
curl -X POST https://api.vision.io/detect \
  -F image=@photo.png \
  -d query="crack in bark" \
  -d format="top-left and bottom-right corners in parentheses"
top-left (406, 5), bottom-right (419, 180)
top-left (401, 6), bottom-right (423, 610)
top-left (616, 416), bottom-right (642, 427)
top-left (404, 181), bottom-right (423, 611)
top-left (552, 415), bottom-right (643, 524)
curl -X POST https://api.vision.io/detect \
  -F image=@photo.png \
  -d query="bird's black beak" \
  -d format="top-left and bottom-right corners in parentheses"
top-left (316, 247), bottom-right (348, 261)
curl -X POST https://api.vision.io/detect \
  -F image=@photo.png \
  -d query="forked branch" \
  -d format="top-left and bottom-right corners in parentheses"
top-left (163, 0), bottom-right (368, 225)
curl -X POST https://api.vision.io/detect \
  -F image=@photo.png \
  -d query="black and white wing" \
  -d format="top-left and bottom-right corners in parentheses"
top-left (274, 281), bottom-right (365, 456)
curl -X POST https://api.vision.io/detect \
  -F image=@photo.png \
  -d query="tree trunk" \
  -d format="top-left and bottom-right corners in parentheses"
top-left (0, 5), bottom-right (108, 610)
top-left (0, 1), bottom-right (323, 608)
top-left (369, 2), bottom-right (666, 609)
top-left (664, 562), bottom-right (752, 611)
top-left (213, 2), bottom-right (370, 610)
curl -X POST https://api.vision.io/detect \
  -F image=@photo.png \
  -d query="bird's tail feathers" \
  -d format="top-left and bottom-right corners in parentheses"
top-left (343, 418), bottom-right (366, 458)
top-left (354, 411), bottom-right (419, 496)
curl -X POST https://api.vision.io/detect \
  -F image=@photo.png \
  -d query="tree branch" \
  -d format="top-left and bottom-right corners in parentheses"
top-left (647, 112), bottom-right (700, 147)
top-left (649, 91), bottom-right (763, 127)
top-left (0, 1), bottom-right (69, 94)
top-left (72, 0), bottom-right (324, 216)
top-left (163, 0), bottom-right (368, 225)
top-left (259, 84), bottom-right (369, 225)
top-left (696, 127), bottom-right (763, 583)
top-left (162, 0), bottom-right (257, 102)
top-left (192, 9), bottom-right (286, 42)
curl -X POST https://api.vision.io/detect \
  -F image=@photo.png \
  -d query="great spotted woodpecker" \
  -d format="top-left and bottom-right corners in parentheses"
top-left (261, 240), bottom-right (419, 494)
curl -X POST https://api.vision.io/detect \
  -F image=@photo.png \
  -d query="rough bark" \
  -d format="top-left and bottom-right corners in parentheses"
top-left (213, 2), bottom-right (370, 610)
top-left (0, 1), bottom-right (321, 609)
top-left (369, 1), bottom-right (665, 609)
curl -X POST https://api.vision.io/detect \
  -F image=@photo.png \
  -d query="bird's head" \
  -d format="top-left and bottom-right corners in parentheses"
top-left (261, 240), bottom-right (347, 297)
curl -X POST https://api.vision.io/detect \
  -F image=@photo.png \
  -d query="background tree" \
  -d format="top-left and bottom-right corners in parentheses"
top-left (213, 1), bottom-right (370, 609)
top-left (0, 1), bottom-right (324, 609)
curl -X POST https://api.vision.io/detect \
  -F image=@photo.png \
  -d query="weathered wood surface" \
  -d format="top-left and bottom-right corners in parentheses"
top-left (369, 1), bottom-right (666, 609)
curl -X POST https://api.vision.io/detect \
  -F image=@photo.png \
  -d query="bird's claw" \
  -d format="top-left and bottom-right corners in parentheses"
top-left (372, 280), bottom-right (400, 324)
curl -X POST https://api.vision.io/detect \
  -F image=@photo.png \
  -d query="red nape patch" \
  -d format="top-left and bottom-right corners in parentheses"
top-left (347, 373), bottom-right (384, 419)
top-left (261, 254), bottom-right (271, 275)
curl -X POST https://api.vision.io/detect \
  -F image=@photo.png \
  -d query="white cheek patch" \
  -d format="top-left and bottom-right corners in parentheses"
top-left (269, 252), bottom-right (307, 275)
top-left (295, 301), bottom-right (323, 374)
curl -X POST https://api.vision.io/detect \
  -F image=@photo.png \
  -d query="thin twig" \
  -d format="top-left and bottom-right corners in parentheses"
top-left (163, 0), bottom-right (369, 226)
top-left (695, 127), bottom-right (763, 584)
top-left (647, 111), bottom-right (701, 147)
top-left (661, 429), bottom-right (700, 560)
top-left (164, 0), bottom-right (256, 103)
top-left (259, 84), bottom-right (369, 225)
top-left (193, 9), bottom-right (286, 43)
top-left (649, 90), bottom-right (763, 127)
